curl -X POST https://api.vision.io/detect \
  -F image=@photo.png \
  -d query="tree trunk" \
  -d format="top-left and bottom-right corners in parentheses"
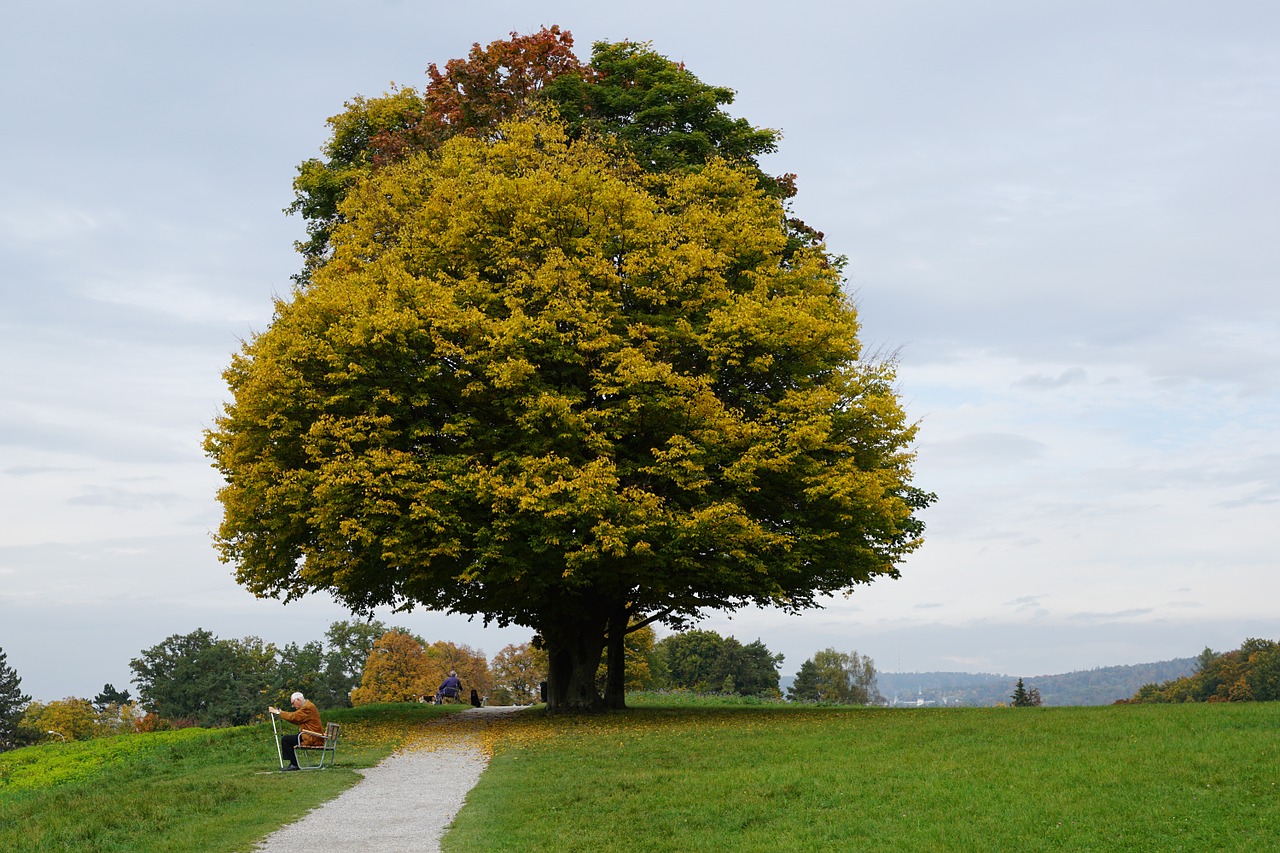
top-left (543, 608), bottom-right (608, 714)
top-left (602, 605), bottom-right (629, 710)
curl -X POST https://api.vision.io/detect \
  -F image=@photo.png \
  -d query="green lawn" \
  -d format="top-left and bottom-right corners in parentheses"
top-left (4, 699), bottom-right (1276, 851)
top-left (446, 700), bottom-right (1280, 851)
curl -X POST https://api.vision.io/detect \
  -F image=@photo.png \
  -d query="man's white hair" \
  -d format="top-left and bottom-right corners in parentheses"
top-left (290, 692), bottom-right (305, 702)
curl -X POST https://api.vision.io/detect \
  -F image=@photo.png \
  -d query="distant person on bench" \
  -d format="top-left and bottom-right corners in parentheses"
top-left (436, 671), bottom-right (463, 704)
top-left (269, 691), bottom-right (323, 770)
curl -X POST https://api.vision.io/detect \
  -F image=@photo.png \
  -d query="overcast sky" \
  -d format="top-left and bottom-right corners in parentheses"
top-left (3, 1), bottom-right (1277, 702)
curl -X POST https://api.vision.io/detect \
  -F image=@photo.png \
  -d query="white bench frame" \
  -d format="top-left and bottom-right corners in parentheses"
top-left (271, 714), bottom-right (341, 771)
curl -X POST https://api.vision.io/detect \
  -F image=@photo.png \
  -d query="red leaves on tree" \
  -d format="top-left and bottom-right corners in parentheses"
top-left (370, 26), bottom-right (584, 167)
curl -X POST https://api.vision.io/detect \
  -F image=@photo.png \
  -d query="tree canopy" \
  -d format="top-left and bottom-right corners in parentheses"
top-left (657, 629), bottom-right (783, 696)
top-left (287, 27), bottom-right (790, 283)
top-left (788, 648), bottom-right (880, 704)
top-left (490, 642), bottom-right (548, 706)
top-left (129, 629), bottom-right (279, 727)
top-left (349, 630), bottom-right (491, 704)
top-left (207, 33), bottom-right (932, 712)
top-left (92, 684), bottom-right (132, 710)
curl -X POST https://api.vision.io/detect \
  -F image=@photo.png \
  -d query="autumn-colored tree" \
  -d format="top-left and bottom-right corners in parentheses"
top-left (1242, 640), bottom-right (1280, 701)
top-left (20, 698), bottom-right (99, 742)
top-left (350, 630), bottom-right (430, 705)
top-left (274, 33), bottom-right (824, 711)
top-left (423, 640), bottom-right (492, 701)
top-left (288, 27), bottom-right (584, 281)
top-left (287, 29), bottom-right (788, 282)
top-left (490, 642), bottom-right (548, 706)
top-left (208, 113), bottom-right (930, 712)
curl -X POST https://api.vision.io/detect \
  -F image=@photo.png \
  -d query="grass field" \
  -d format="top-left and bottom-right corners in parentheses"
top-left (0, 703), bottom-right (458, 852)
top-left (447, 699), bottom-right (1280, 851)
top-left (3, 698), bottom-right (1277, 851)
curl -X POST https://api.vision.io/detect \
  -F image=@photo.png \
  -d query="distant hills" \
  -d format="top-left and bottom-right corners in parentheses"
top-left (776, 658), bottom-right (1198, 706)
top-left (874, 658), bottom-right (1198, 707)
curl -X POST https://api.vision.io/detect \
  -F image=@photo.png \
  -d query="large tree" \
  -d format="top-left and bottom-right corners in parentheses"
top-left (207, 118), bottom-right (930, 711)
top-left (208, 43), bottom-right (931, 714)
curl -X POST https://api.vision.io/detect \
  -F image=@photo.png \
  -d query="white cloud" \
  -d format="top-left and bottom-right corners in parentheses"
top-left (0, 200), bottom-right (126, 244)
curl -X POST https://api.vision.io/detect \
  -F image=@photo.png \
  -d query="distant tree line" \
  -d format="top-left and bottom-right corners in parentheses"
top-left (0, 621), bottom-right (412, 748)
top-left (876, 658), bottom-right (1198, 707)
top-left (651, 633), bottom-right (885, 706)
top-left (1123, 639), bottom-right (1280, 703)
top-left (4, 624), bottom-right (920, 752)
top-left (127, 621), bottom-right (395, 727)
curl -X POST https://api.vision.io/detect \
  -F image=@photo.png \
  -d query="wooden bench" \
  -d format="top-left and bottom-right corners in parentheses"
top-left (295, 722), bottom-right (341, 769)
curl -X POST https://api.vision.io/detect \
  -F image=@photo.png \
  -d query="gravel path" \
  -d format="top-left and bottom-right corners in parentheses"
top-left (256, 705), bottom-right (522, 852)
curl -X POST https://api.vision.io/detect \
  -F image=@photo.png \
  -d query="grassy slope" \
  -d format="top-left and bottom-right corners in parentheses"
top-left (5, 699), bottom-right (1277, 851)
top-left (0, 703), bottom-right (459, 852)
top-left (446, 700), bottom-right (1280, 851)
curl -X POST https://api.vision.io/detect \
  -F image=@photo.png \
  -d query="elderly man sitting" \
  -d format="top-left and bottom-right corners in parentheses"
top-left (268, 692), bottom-right (323, 771)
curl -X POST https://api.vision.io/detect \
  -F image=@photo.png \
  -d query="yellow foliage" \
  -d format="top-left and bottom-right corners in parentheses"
top-left (207, 111), bottom-right (932, 711)
top-left (351, 631), bottom-right (430, 705)
top-left (491, 642), bottom-right (548, 705)
top-left (423, 640), bottom-right (492, 700)
top-left (21, 698), bottom-right (98, 741)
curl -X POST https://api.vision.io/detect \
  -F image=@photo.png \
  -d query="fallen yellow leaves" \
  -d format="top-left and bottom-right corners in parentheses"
top-left (373, 706), bottom-right (785, 763)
